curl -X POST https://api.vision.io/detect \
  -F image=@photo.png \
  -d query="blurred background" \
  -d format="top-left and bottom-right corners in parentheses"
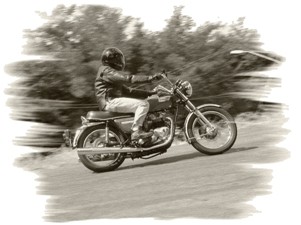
top-left (0, 0), bottom-right (301, 224)
top-left (3, 2), bottom-right (284, 149)
top-left (2, 2), bottom-right (301, 224)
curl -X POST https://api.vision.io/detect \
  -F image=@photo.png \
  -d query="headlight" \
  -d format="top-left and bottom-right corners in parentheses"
top-left (182, 81), bottom-right (193, 97)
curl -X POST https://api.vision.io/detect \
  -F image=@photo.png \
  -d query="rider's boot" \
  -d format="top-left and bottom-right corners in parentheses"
top-left (131, 127), bottom-right (153, 140)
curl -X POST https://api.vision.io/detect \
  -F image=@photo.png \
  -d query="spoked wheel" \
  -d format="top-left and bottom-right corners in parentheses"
top-left (187, 106), bottom-right (237, 155)
top-left (77, 125), bottom-right (126, 172)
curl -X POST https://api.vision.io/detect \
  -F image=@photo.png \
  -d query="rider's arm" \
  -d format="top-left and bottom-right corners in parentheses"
top-left (104, 67), bottom-right (151, 84)
top-left (122, 85), bottom-right (156, 98)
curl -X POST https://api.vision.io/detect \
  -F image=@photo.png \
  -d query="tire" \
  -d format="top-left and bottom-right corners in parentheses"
top-left (186, 106), bottom-right (237, 155)
top-left (77, 124), bottom-right (126, 173)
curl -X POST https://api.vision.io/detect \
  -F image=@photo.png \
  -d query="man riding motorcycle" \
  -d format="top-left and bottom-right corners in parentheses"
top-left (95, 47), bottom-right (163, 140)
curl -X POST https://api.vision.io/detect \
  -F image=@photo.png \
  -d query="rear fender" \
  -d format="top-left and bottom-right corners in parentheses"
top-left (73, 122), bottom-right (105, 148)
top-left (184, 104), bottom-right (221, 144)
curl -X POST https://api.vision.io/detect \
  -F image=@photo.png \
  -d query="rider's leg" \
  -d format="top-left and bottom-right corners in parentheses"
top-left (105, 97), bottom-right (152, 139)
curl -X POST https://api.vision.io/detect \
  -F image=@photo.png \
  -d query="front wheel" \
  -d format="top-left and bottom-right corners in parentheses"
top-left (77, 125), bottom-right (126, 173)
top-left (186, 106), bottom-right (237, 155)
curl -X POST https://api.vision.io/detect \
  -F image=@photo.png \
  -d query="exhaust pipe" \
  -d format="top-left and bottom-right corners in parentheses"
top-left (77, 117), bottom-right (175, 155)
top-left (77, 147), bottom-right (143, 155)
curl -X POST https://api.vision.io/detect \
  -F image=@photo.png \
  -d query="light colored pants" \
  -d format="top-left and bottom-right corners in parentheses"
top-left (105, 97), bottom-right (149, 131)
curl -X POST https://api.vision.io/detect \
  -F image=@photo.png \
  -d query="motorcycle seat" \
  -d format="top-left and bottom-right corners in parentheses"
top-left (86, 111), bottom-right (133, 121)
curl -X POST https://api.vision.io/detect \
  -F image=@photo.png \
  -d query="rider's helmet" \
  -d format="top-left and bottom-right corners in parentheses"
top-left (101, 47), bottom-right (125, 71)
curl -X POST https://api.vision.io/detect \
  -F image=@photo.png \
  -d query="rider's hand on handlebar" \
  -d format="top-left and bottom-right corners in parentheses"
top-left (153, 86), bottom-right (169, 97)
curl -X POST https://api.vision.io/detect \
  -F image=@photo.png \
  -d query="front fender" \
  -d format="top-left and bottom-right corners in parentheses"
top-left (184, 104), bottom-right (221, 144)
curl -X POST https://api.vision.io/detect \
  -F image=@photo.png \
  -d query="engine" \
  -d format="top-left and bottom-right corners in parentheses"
top-left (140, 112), bottom-right (170, 147)
top-left (143, 112), bottom-right (166, 131)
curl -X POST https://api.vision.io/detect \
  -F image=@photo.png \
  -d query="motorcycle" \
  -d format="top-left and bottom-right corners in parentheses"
top-left (63, 72), bottom-right (237, 173)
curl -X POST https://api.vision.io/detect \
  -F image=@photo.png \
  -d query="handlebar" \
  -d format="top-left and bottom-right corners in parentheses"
top-left (160, 71), bottom-right (173, 86)
top-left (155, 71), bottom-right (174, 96)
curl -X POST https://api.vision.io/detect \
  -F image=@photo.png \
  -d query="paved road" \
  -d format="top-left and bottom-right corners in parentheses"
top-left (28, 113), bottom-right (288, 222)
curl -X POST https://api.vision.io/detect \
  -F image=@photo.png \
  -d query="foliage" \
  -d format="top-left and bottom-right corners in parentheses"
top-left (5, 5), bottom-right (281, 147)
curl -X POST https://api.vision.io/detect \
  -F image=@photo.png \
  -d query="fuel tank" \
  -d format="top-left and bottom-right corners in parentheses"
top-left (147, 96), bottom-right (173, 112)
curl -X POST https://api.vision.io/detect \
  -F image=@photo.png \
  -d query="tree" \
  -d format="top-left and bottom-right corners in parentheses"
top-left (124, 21), bottom-right (158, 75)
top-left (155, 6), bottom-right (195, 71)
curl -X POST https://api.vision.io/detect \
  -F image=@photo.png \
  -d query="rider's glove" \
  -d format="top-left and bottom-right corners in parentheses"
top-left (150, 86), bottom-right (167, 97)
top-left (148, 73), bottom-right (163, 82)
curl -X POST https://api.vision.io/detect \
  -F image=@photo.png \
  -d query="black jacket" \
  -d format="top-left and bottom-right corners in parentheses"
top-left (95, 66), bottom-right (155, 110)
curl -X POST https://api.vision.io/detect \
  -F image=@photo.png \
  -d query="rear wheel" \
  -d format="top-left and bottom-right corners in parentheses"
top-left (77, 125), bottom-right (126, 172)
top-left (186, 106), bottom-right (237, 155)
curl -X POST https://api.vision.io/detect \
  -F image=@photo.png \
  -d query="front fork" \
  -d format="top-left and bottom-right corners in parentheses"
top-left (186, 102), bottom-right (216, 135)
top-left (178, 93), bottom-right (219, 142)
top-left (178, 89), bottom-right (214, 129)
top-left (191, 106), bottom-right (214, 128)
